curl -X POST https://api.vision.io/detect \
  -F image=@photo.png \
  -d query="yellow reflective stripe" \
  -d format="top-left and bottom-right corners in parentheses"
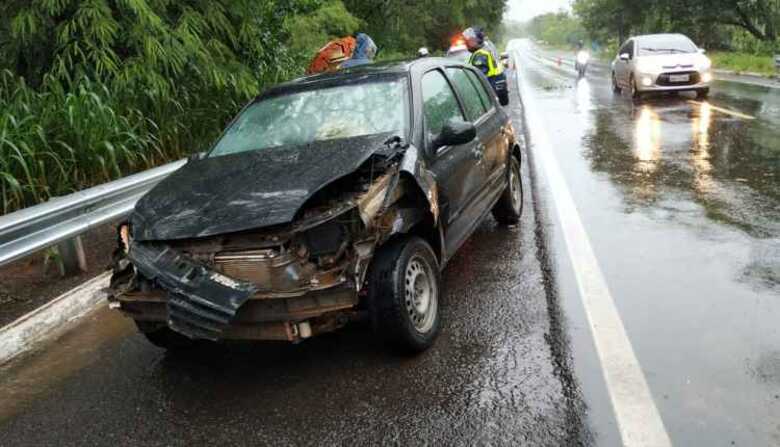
top-left (471, 48), bottom-right (502, 77)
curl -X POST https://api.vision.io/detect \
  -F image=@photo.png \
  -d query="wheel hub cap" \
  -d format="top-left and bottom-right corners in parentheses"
top-left (510, 165), bottom-right (521, 212)
top-left (405, 257), bottom-right (437, 333)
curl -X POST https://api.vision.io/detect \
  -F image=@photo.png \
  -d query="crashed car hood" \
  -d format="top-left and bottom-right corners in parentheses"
top-left (131, 134), bottom-right (394, 241)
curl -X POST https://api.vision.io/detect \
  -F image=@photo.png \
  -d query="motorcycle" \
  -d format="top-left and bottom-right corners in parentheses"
top-left (575, 50), bottom-right (590, 78)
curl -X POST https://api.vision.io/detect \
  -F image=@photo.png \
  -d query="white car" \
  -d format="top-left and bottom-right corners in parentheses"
top-left (611, 33), bottom-right (712, 100)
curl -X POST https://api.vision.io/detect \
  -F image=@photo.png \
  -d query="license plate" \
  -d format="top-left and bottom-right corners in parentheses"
top-left (669, 74), bottom-right (690, 83)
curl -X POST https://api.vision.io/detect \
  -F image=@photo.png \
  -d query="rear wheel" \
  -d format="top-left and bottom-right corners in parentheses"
top-left (368, 236), bottom-right (441, 354)
top-left (135, 320), bottom-right (199, 350)
top-left (492, 156), bottom-right (523, 225)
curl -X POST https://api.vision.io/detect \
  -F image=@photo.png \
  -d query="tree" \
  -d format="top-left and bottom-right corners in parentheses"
top-left (574, 0), bottom-right (780, 46)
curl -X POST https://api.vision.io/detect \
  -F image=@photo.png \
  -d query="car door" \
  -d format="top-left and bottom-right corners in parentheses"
top-left (421, 69), bottom-right (486, 255)
top-left (446, 67), bottom-right (506, 201)
top-left (464, 68), bottom-right (507, 197)
top-left (616, 40), bottom-right (635, 86)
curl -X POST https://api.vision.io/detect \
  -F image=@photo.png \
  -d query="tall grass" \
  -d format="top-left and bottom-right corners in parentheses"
top-left (0, 71), bottom-right (165, 214)
top-left (0, 69), bottom-right (252, 214)
top-left (710, 52), bottom-right (778, 76)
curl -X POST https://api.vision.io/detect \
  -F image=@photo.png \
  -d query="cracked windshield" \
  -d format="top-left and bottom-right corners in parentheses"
top-left (211, 79), bottom-right (408, 156)
top-left (1, 0), bottom-right (779, 446)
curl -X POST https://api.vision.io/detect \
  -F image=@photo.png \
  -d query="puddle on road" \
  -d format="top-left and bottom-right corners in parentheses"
top-left (583, 94), bottom-right (779, 237)
top-left (0, 307), bottom-right (134, 421)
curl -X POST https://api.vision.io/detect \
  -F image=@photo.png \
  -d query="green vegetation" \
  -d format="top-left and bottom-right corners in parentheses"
top-left (518, 1), bottom-right (779, 75)
top-left (1, 0), bottom-right (509, 214)
top-left (710, 52), bottom-right (778, 75)
top-left (572, 0), bottom-right (779, 53)
top-left (526, 12), bottom-right (587, 48)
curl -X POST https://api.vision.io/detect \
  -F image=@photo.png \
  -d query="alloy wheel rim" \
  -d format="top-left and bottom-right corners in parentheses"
top-left (404, 256), bottom-right (437, 333)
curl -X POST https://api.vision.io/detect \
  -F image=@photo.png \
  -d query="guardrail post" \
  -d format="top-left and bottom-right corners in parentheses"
top-left (57, 236), bottom-right (87, 276)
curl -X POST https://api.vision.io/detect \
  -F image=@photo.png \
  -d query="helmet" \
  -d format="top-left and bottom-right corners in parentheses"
top-left (463, 27), bottom-right (484, 50)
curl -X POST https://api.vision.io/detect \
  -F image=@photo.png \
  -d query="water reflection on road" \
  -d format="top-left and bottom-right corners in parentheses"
top-left (516, 43), bottom-right (780, 446)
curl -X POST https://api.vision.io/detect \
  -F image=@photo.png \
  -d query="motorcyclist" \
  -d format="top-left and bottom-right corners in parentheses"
top-left (463, 27), bottom-right (509, 106)
top-left (575, 40), bottom-right (590, 78)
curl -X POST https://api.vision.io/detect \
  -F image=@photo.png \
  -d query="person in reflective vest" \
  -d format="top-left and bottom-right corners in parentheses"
top-left (463, 27), bottom-right (509, 106)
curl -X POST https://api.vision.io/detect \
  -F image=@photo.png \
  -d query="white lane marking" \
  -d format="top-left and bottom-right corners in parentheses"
top-left (514, 48), bottom-right (673, 447)
top-left (687, 100), bottom-right (756, 120)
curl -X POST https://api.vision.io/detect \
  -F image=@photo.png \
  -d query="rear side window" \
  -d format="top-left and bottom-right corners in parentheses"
top-left (465, 70), bottom-right (494, 111)
top-left (422, 70), bottom-right (465, 138)
top-left (446, 68), bottom-right (488, 122)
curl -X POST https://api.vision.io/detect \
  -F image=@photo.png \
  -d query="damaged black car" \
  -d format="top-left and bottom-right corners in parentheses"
top-left (108, 58), bottom-right (523, 353)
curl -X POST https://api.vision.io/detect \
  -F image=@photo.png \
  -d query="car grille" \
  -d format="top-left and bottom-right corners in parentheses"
top-left (657, 71), bottom-right (700, 86)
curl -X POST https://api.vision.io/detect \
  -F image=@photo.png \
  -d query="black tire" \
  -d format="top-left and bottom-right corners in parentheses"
top-left (135, 320), bottom-right (199, 350)
top-left (492, 156), bottom-right (523, 225)
top-left (696, 88), bottom-right (710, 99)
top-left (368, 236), bottom-right (441, 354)
top-left (498, 88), bottom-right (510, 106)
top-left (612, 72), bottom-right (622, 93)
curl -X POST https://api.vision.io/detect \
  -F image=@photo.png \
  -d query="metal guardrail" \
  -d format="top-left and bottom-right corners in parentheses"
top-left (776, 55), bottom-right (780, 71)
top-left (0, 160), bottom-right (186, 272)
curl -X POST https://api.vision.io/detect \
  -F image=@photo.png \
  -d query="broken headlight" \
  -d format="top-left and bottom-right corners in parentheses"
top-left (118, 223), bottom-right (132, 254)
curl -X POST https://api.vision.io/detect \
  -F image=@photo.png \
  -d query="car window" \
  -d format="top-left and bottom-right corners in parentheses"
top-left (638, 35), bottom-right (698, 56)
top-left (446, 68), bottom-right (488, 122)
top-left (422, 70), bottom-right (465, 140)
top-left (621, 40), bottom-right (635, 59)
top-left (210, 78), bottom-right (409, 157)
top-left (465, 70), bottom-right (494, 112)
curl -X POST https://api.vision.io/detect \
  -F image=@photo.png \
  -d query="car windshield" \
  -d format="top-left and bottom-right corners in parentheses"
top-left (210, 78), bottom-right (409, 157)
top-left (638, 36), bottom-right (698, 56)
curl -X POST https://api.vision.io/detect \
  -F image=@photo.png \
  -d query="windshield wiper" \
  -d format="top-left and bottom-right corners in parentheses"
top-left (642, 47), bottom-right (689, 54)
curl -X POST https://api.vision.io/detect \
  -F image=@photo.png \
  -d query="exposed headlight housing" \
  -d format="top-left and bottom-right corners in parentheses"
top-left (118, 223), bottom-right (132, 254)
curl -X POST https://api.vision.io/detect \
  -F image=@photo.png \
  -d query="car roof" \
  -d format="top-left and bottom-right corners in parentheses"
top-left (632, 33), bottom-right (692, 42)
top-left (260, 58), bottom-right (466, 98)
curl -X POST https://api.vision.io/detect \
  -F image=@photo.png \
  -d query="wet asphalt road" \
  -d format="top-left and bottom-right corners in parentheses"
top-left (515, 40), bottom-right (780, 446)
top-left (2, 42), bottom-right (779, 446)
top-left (0, 79), bottom-right (589, 446)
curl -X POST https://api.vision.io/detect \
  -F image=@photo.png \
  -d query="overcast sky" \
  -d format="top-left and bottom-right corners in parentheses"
top-left (505, 0), bottom-right (571, 22)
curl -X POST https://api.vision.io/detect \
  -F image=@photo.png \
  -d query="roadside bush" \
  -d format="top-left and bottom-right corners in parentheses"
top-left (0, 71), bottom-right (162, 213)
top-left (0, 0), bottom-right (343, 214)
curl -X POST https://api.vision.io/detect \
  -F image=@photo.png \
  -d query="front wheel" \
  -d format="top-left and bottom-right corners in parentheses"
top-left (612, 72), bottom-right (622, 93)
top-left (630, 76), bottom-right (643, 102)
top-left (696, 88), bottom-right (710, 99)
top-left (368, 236), bottom-right (441, 354)
top-left (492, 156), bottom-right (523, 225)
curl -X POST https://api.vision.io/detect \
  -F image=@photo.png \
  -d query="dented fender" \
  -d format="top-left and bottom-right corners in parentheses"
top-left (398, 145), bottom-right (440, 225)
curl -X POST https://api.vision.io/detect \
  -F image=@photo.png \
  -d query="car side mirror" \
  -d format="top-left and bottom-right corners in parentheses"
top-left (619, 53), bottom-right (630, 61)
top-left (434, 119), bottom-right (477, 149)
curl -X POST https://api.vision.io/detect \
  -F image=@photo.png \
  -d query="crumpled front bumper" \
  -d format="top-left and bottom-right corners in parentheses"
top-left (127, 242), bottom-right (259, 341)
top-left (111, 242), bottom-right (360, 342)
